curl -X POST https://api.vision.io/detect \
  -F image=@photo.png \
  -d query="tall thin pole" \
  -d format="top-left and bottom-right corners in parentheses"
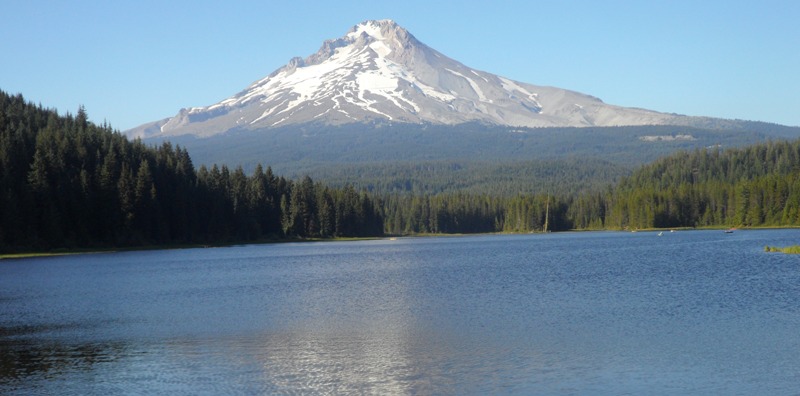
top-left (544, 195), bottom-right (549, 233)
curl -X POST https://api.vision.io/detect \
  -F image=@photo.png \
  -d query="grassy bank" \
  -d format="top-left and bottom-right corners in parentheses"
top-left (764, 245), bottom-right (800, 254)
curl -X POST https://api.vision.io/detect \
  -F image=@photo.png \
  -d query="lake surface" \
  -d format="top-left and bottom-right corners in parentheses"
top-left (2, 230), bottom-right (799, 394)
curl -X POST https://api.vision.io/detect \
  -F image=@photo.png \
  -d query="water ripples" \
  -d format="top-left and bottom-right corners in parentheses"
top-left (2, 230), bottom-right (800, 394)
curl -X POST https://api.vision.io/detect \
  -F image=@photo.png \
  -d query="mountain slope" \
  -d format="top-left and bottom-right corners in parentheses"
top-left (128, 19), bottom-right (689, 139)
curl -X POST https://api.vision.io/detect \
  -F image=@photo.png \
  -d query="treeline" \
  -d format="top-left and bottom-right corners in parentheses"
top-left (0, 91), bottom-right (382, 253)
top-left (380, 193), bottom-right (570, 234)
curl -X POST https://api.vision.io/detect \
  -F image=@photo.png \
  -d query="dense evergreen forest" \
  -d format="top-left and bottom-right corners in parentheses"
top-left (600, 140), bottom-right (800, 229)
top-left (295, 159), bottom-right (630, 196)
top-left (3, 90), bottom-right (800, 253)
top-left (382, 140), bottom-right (800, 234)
top-left (0, 92), bottom-right (382, 253)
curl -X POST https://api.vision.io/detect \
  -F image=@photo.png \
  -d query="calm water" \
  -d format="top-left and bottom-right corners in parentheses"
top-left (2, 230), bottom-right (800, 394)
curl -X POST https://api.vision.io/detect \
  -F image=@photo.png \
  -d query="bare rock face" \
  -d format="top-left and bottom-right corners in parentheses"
top-left (126, 19), bottom-right (688, 139)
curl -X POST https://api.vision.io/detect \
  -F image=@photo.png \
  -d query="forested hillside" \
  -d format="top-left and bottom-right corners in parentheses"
top-left (597, 141), bottom-right (800, 229)
top-left (0, 92), bottom-right (382, 253)
top-left (302, 159), bottom-right (630, 196)
top-left (378, 140), bottom-right (800, 234)
top-left (162, 121), bottom-right (788, 176)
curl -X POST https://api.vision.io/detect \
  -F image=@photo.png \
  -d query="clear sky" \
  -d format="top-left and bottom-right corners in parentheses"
top-left (2, 0), bottom-right (798, 130)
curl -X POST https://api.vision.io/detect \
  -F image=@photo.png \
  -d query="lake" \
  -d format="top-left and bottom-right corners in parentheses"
top-left (2, 230), bottom-right (799, 394)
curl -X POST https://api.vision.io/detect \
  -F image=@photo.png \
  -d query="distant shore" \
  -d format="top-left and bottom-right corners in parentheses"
top-left (0, 236), bottom-right (386, 260)
top-left (4, 226), bottom-right (799, 260)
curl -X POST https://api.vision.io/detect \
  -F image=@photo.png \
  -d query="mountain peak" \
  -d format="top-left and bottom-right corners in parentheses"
top-left (348, 19), bottom-right (402, 40)
top-left (345, 19), bottom-right (414, 46)
top-left (126, 20), bottom-right (687, 139)
top-left (302, 19), bottom-right (415, 67)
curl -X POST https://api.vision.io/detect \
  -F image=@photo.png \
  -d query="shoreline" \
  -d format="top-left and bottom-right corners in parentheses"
top-left (4, 226), bottom-right (799, 260)
top-left (0, 237), bottom-right (383, 260)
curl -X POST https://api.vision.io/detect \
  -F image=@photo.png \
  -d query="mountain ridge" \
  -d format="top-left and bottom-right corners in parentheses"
top-left (127, 19), bottom-right (706, 139)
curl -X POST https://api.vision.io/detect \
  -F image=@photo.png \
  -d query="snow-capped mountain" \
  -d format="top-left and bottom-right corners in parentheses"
top-left (128, 19), bottom-right (687, 139)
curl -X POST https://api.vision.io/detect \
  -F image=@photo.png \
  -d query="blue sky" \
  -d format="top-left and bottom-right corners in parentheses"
top-left (2, 0), bottom-right (798, 130)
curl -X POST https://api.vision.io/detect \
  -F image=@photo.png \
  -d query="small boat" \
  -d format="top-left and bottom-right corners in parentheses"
top-left (657, 231), bottom-right (663, 236)
top-left (724, 228), bottom-right (736, 234)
